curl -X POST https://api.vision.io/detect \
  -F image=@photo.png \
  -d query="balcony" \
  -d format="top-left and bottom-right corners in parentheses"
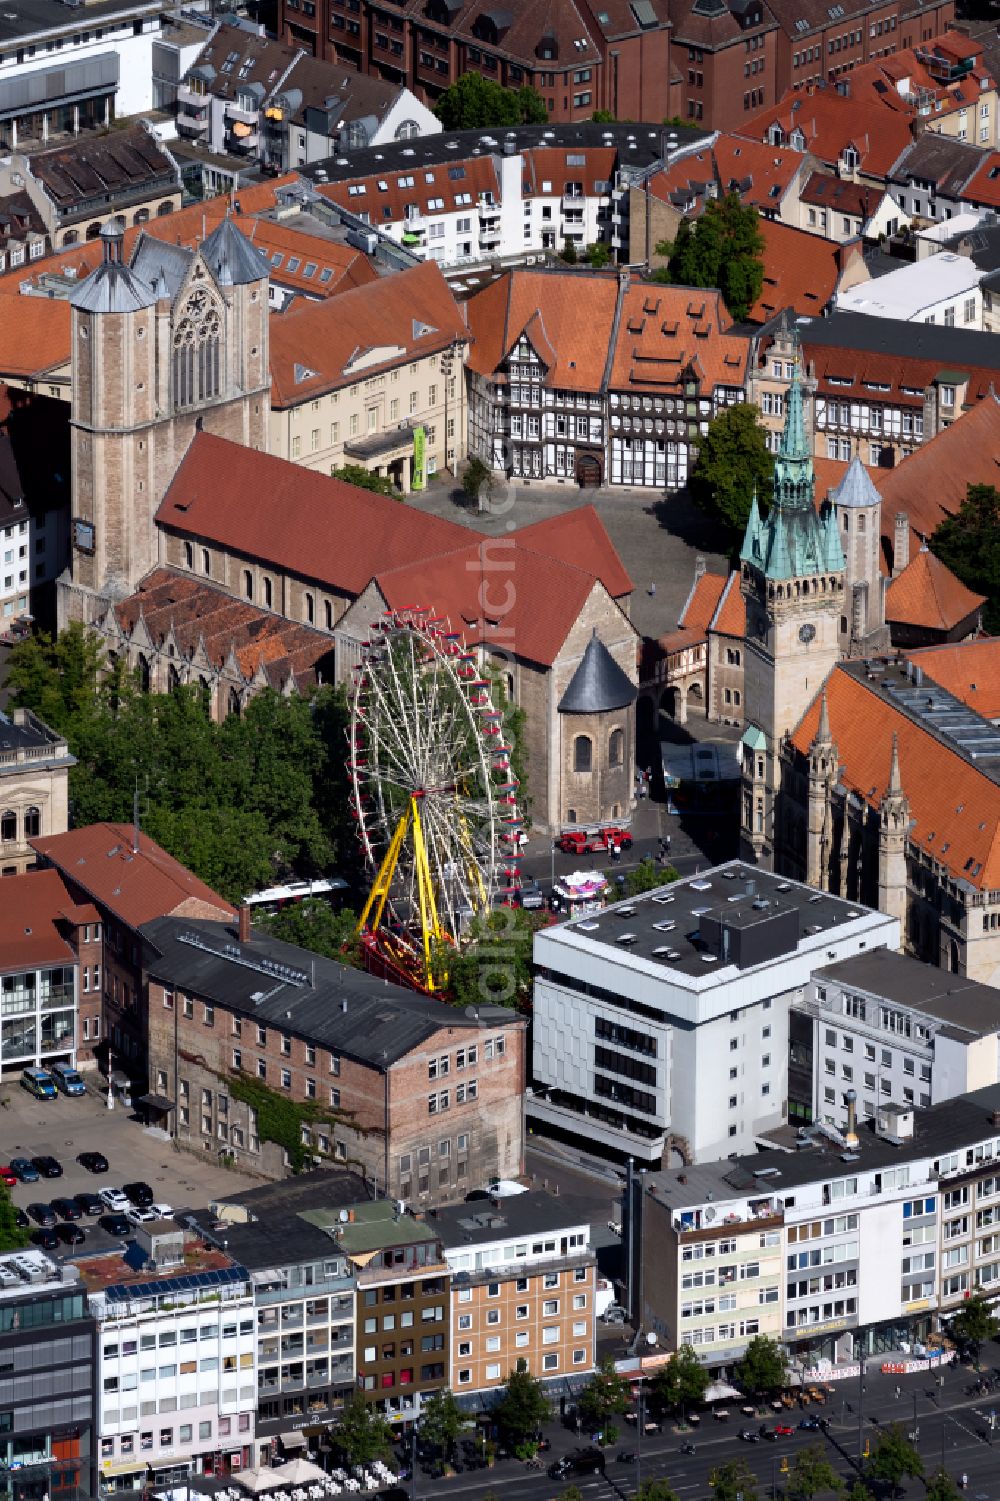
top-left (176, 109), bottom-right (208, 136)
top-left (225, 99), bottom-right (259, 124)
top-left (562, 192), bottom-right (585, 209)
top-left (177, 83), bottom-right (209, 110)
top-left (478, 196), bottom-right (500, 219)
top-left (226, 127), bottom-right (259, 154)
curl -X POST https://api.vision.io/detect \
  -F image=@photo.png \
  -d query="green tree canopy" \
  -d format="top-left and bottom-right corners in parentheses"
top-left (866, 1424), bottom-right (923, 1498)
top-left (577, 1358), bottom-right (631, 1439)
top-left (418, 1389), bottom-right (464, 1454)
top-left (607, 857), bottom-right (680, 897)
top-left (440, 904), bottom-right (546, 1010)
top-left (711, 1458), bottom-right (759, 1501)
top-left (494, 1363), bottom-right (550, 1448)
top-left (6, 625), bottom-right (354, 904)
top-left (650, 1342), bottom-right (709, 1418)
top-left (462, 456), bottom-right (497, 510)
top-left (333, 1394), bottom-right (393, 1465)
top-left (925, 1470), bottom-right (962, 1501)
top-left (0, 1186), bottom-right (29, 1253)
top-left (258, 898), bottom-right (361, 967)
top-left (666, 193), bottom-right (766, 320)
top-left (689, 401), bottom-right (774, 546)
top-left (933, 483), bottom-right (1000, 631)
top-left (735, 1334), bottom-right (787, 1398)
top-left (435, 73), bottom-right (547, 129)
top-left (786, 1443), bottom-right (844, 1500)
top-left (948, 1291), bottom-right (998, 1368)
top-left (588, 242), bottom-right (611, 269)
top-left (637, 1482), bottom-right (682, 1501)
top-left (331, 463), bottom-right (399, 497)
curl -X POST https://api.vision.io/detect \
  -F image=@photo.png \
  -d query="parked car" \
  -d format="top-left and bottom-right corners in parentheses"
top-left (74, 1192), bottom-right (103, 1217)
top-left (0, 1165), bottom-right (16, 1188)
top-left (516, 878), bottom-right (545, 911)
top-left (738, 1429), bottom-right (761, 1443)
top-left (14, 1209), bottom-right (28, 1230)
top-left (98, 1188), bottom-right (130, 1212)
top-left (9, 1158), bottom-right (39, 1184)
top-left (125, 1206), bottom-right (156, 1226)
top-left (51, 1063), bottom-right (86, 1097)
top-left (77, 1152), bottom-right (109, 1174)
top-left (150, 1203), bottom-right (174, 1220)
top-left (51, 1198), bottom-right (81, 1221)
top-left (799, 1416), bottom-right (821, 1431)
top-left (27, 1203), bottom-right (56, 1227)
top-left (99, 1213), bottom-right (130, 1237)
top-left (123, 1181), bottom-right (154, 1208)
top-left (55, 1223), bottom-right (85, 1246)
top-left (30, 1227), bottom-right (59, 1250)
top-left (774, 1425), bottom-right (795, 1437)
top-left (758, 1426), bottom-right (777, 1443)
top-left (602, 1305), bottom-right (627, 1324)
top-left (31, 1156), bottom-right (62, 1179)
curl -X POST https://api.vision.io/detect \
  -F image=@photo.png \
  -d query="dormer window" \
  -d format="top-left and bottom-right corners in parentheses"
top-left (842, 145), bottom-right (859, 171)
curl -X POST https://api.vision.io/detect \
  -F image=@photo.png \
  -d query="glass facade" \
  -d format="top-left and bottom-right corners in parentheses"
top-left (0, 966), bottom-right (76, 1076)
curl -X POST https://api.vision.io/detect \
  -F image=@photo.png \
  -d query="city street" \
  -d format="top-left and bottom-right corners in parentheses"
top-left (415, 1352), bottom-right (1000, 1500)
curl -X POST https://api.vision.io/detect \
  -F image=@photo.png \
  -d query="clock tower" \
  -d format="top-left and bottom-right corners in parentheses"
top-left (739, 360), bottom-right (845, 866)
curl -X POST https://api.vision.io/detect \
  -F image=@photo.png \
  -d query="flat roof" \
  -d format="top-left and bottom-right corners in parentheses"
top-left (140, 916), bottom-right (519, 1068)
top-left (301, 1199), bottom-right (439, 1254)
top-left (431, 1189), bottom-right (594, 1248)
top-left (0, 1249), bottom-right (75, 1302)
top-left (300, 120), bottom-right (712, 188)
top-left (816, 947), bottom-right (1000, 1038)
top-left (645, 1080), bottom-right (1000, 1211)
top-left (836, 251), bottom-right (981, 319)
top-left (792, 307), bottom-right (1000, 372)
top-left (192, 1169), bottom-right (373, 1270)
top-left (0, 0), bottom-right (160, 44)
top-left (539, 860), bottom-right (879, 979)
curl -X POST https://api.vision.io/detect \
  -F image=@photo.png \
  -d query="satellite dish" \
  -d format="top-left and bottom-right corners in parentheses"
top-left (646, 1332), bottom-right (658, 1346)
top-left (338, 1209), bottom-right (350, 1223)
top-left (704, 1206), bottom-right (717, 1222)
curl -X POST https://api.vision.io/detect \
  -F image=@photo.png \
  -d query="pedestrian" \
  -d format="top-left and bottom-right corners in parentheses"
top-left (611, 843), bottom-right (620, 863)
top-left (665, 833), bottom-right (672, 853)
top-left (648, 581), bottom-right (656, 596)
top-left (895, 1385), bottom-right (901, 1401)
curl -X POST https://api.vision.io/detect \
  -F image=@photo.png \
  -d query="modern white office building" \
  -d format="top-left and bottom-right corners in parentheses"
top-left (529, 862), bottom-right (899, 1165)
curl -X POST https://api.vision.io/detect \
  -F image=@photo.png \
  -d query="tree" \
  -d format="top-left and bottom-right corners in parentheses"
top-left (562, 1489), bottom-right (585, 1501)
top-left (494, 1363), bottom-right (550, 1450)
top-left (333, 1394), bottom-right (393, 1465)
top-left (948, 1291), bottom-right (998, 1369)
top-left (331, 463), bottom-right (398, 497)
top-left (933, 483), bottom-right (1000, 631)
top-left (844, 1485), bottom-right (871, 1501)
top-left (434, 72), bottom-right (547, 129)
top-left (610, 857), bottom-right (680, 897)
top-left (667, 192), bottom-right (765, 320)
top-left (591, 109), bottom-right (616, 123)
top-left (651, 1342), bottom-right (710, 1420)
top-left (0, 1186), bottom-right (29, 1253)
top-left (786, 1443), bottom-right (844, 1500)
top-left (925, 1471), bottom-right (962, 1501)
top-left (577, 1358), bottom-right (631, 1441)
top-left (637, 1483), bottom-right (682, 1501)
top-left (866, 1424), bottom-right (923, 1498)
top-left (258, 898), bottom-right (362, 967)
top-left (735, 1334), bottom-right (787, 1399)
top-left (419, 1389), bottom-right (463, 1455)
top-left (462, 455), bottom-right (497, 511)
top-left (689, 401), bottom-right (774, 545)
top-left (711, 1458), bottom-right (759, 1501)
top-left (441, 904), bottom-right (546, 1010)
top-left (560, 238), bottom-right (578, 264)
top-left (588, 242), bottom-right (611, 269)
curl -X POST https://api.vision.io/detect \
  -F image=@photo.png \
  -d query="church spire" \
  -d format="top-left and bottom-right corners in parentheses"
top-left (816, 689), bottom-right (832, 748)
top-left (772, 354), bottom-right (815, 513)
top-left (886, 732), bottom-right (903, 799)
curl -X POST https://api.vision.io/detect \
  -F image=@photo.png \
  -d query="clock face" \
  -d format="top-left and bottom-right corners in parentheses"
top-left (799, 623), bottom-right (816, 644)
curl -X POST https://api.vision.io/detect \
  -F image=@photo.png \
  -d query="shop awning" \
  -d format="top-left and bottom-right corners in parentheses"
top-left (278, 1431), bottom-right (307, 1450)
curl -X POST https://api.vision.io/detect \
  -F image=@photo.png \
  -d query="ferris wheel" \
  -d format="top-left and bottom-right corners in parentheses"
top-left (349, 608), bottom-right (523, 994)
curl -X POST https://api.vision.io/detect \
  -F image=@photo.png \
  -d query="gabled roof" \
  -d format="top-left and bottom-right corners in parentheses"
top-left (886, 545), bottom-right (985, 631)
top-left (874, 394), bottom-right (1000, 549)
top-left (510, 506), bottom-right (633, 598)
top-left (465, 268), bottom-right (620, 390)
top-left (889, 134), bottom-right (986, 199)
top-left (790, 664), bottom-right (1000, 890)
top-left (268, 260), bottom-right (465, 406)
top-left (558, 631), bottom-right (637, 712)
top-left (799, 172), bottom-right (885, 218)
top-left (709, 571), bottom-right (746, 637)
top-left (200, 217), bottom-right (271, 286)
top-left (608, 281), bottom-right (747, 391)
top-left (155, 432), bottom-right (468, 597)
top-left (28, 123), bottom-right (179, 217)
top-left (0, 295), bottom-right (71, 379)
top-left (0, 869), bottom-right (78, 972)
top-left (647, 133), bottom-right (805, 215)
top-left (742, 91), bottom-right (914, 178)
top-left (677, 571), bottom-right (727, 634)
top-left (750, 218), bottom-right (859, 322)
top-left (908, 638), bottom-right (1000, 719)
top-left (30, 822), bottom-right (233, 930)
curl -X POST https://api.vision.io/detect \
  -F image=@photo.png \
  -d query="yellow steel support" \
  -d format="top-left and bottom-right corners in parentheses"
top-left (356, 795), bottom-right (450, 993)
top-left (356, 799), bottom-right (413, 938)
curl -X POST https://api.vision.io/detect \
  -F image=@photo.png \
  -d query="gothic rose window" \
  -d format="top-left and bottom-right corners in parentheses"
top-left (173, 289), bottom-right (222, 409)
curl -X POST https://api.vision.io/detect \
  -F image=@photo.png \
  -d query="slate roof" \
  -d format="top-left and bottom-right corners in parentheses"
top-left (29, 123), bottom-right (179, 220)
top-left (830, 453), bottom-right (884, 509)
top-left (558, 631), bottom-right (638, 712)
top-left (889, 133), bottom-right (986, 199)
top-left (30, 824), bottom-right (233, 931)
top-left (885, 545), bottom-right (986, 632)
top-left (69, 222), bottom-right (157, 315)
top-left (200, 217), bottom-right (271, 286)
top-left (139, 915), bottom-right (521, 1067)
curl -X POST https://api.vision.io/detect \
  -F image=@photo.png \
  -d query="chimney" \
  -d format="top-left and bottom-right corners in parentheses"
top-left (694, 554), bottom-right (707, 581)
top-left (893, 512), bottom-right (910, 576)
top-left (845, 1088), bottom-right (859, 1148)
top-left (238, 904), bottom-right (251, 944)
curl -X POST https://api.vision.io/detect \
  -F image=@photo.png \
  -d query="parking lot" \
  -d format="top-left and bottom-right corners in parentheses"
top-left (1, 1076), bottom-right (260, 1258)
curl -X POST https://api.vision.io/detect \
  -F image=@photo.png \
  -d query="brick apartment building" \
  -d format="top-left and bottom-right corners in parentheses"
top-left (139, 913), bottom-right (526, 1204)
top-left (279, 0), bottom-right (673, 124)
top-left (29, 822), bottom-right (234, 1079)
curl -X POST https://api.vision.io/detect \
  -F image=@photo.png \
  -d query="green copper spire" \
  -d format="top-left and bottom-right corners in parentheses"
top-left (772, 358), bottom-right (814, 512)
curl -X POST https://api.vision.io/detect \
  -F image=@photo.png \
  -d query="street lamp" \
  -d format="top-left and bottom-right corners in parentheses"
top-left (410, 1416), bottom-right (419, 1501)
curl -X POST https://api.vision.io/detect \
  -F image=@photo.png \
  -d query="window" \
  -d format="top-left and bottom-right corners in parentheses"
top-left (573, 735), bottom-right (592, 773)
top-left (608, 727), bottom-right (624, 768)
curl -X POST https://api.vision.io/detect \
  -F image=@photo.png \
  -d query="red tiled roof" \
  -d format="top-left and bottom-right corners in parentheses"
top-left (522, 147), bottom-right (618, 199)
top-left (510, 506), bottom-right (633, 599)
top-left (886, 545), bottom-right (986, 631)
top-left (908, 638), bottom-right (1000, 718)
top-left (113, 569), bottom-right (334, 691)
top-left (678, 571), bottom-right (727, 634)
top-left (844, 34), bottom-right (994, 123)
top-left (741, 91), bottom-right (914, 178)
top-left (315, 155), bottom-right (499, 226)
top-left (609, 282), bottom-right (747, 392)
top-left (957, 150), bottom-right (1000, 210)
top-left (0, 869), bottom-right (78, 971)
top-left (269, 260), bottom-right (466, 407)
top-left (466, 268), bottom-right (620, 390)
top-left (155, 432), bottom-right (469, 596)
top-left (0, 296), bottom-right (71, 380)
top-left (799, 172), bottom-right (886, 218)
top-left (874, 396), bottom-right (1000, 552)
top-left (791, 666), bottom-right (1000, 890)
top-left (750, 219), bottom-right (856, 323)
top-left (30, 822), bottom-right (233, 930)
top-left (647, 134), bottom-right (805, 215)
top-left (709, 571), bottom-right (746, 637)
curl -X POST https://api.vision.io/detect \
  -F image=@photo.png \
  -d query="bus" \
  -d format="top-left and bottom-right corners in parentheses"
top-left (242, 877), bottom-right (348, 918)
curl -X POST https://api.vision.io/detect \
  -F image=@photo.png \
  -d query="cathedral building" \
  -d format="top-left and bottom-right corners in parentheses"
top-left (60, 215), bottom-right (270, 626)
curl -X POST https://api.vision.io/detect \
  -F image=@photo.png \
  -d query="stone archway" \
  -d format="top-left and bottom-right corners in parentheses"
top-left (659, 684), bottom-right (686, 726)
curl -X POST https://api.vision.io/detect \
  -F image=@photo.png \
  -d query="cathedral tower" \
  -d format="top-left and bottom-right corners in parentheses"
top-left (739, 359), bottom-right (846, 866)
top-left (828, 456), bottom-right (890, 657)
top-left (62, 216), bottom-right (271, 625)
